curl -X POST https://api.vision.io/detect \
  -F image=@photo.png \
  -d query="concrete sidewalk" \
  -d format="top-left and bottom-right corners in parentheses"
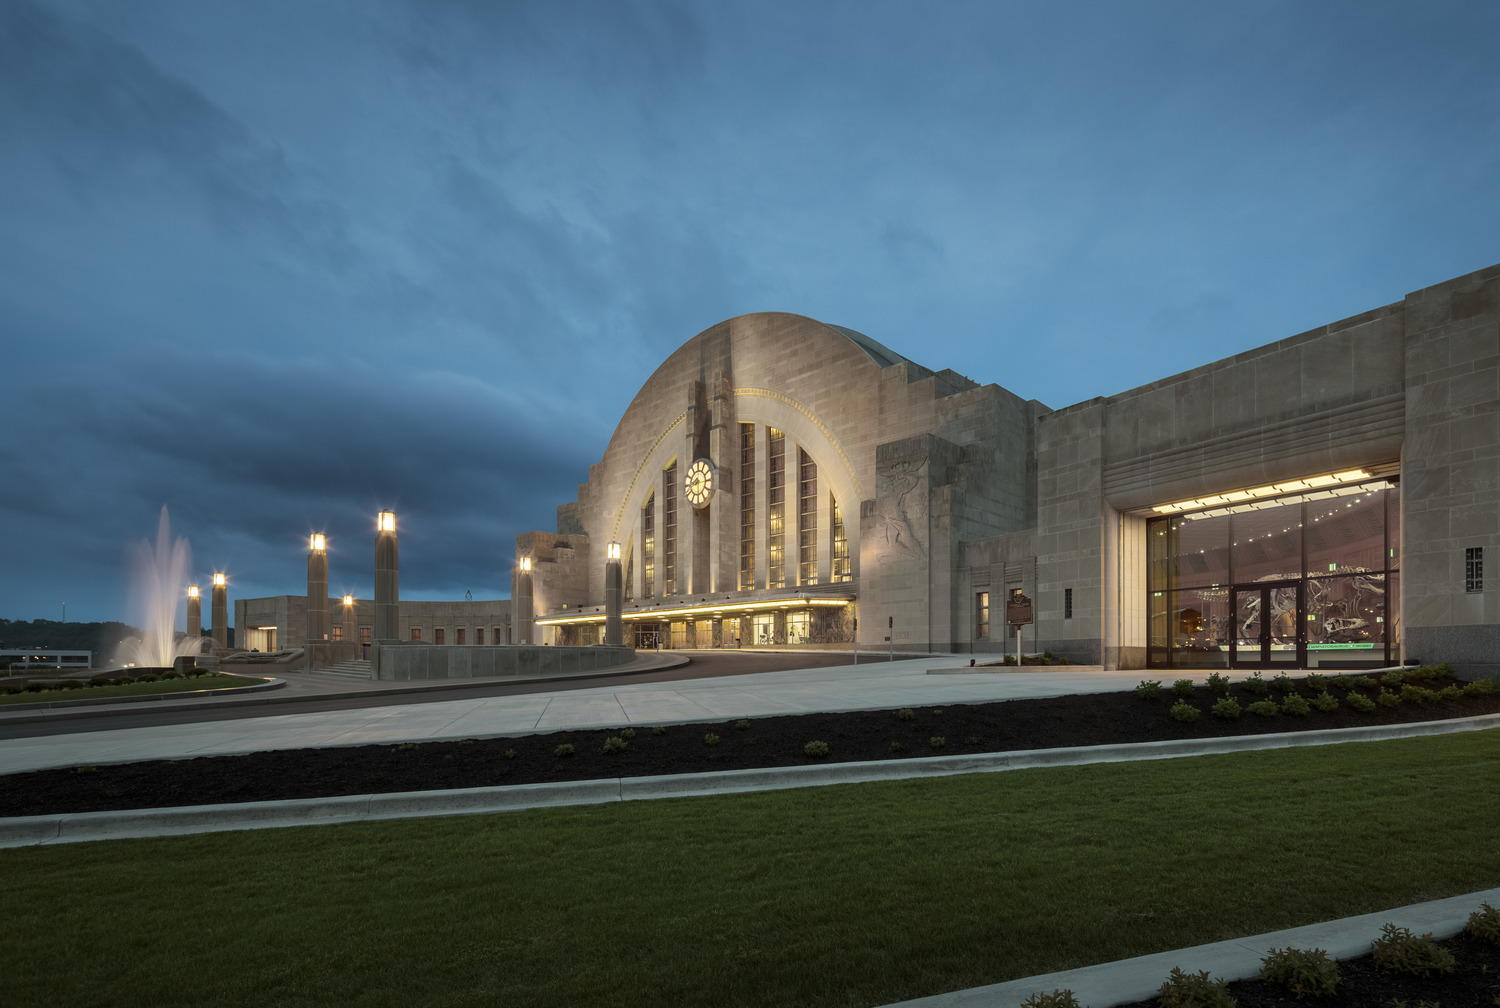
top-left (0, 657), bottom-right (1138, 775)
top-left (887, 886), bottom-right (1500, 1008)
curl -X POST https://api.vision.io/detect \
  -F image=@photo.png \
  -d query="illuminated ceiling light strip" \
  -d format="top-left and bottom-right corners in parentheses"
top-left (1151, 468), bottom-right (1372, 515)
top-left (536, 597), bottom-right (853, 626)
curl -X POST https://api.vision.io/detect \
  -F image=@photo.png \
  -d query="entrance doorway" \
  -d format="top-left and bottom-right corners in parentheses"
top-left (1230, 580), bottom-right (1302, 667)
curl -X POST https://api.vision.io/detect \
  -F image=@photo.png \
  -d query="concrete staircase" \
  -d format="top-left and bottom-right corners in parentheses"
top-left (316, 659), bottom-right (372, 680)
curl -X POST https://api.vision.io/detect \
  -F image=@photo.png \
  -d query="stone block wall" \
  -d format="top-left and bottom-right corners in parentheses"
top-left (1400, 265), bottom-right (1500, 676)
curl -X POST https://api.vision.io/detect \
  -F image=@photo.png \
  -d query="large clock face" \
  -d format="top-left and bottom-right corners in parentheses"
top-left (684, 458), bottom-right (715, 508)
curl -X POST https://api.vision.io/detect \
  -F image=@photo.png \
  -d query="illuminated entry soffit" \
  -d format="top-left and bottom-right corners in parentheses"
top-left (1151, 469), bottom-right (1373, 515)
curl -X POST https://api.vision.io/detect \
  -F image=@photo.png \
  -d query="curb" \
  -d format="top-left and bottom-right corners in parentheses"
top-left (3, 712), bottom-right (1496, 848)
top-left (0, 654), bottom-right (692, 725)
top-left (0, 677), bottom-right (285, 714)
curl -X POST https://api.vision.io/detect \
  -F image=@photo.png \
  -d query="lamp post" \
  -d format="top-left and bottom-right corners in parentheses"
top-left (604, 541), bottom-right (623, 646)
top-left (211, 572), bottom-right (228, 651)
top-left (308, 533), bottom-right (328, 648)
top-left (374, 511), bottom-right (399, 643)
top-left (515, 556), bottom-right (533, 645)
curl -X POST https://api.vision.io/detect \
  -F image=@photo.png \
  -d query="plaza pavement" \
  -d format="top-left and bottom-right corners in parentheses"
top-left (0, 655), bottom-right (1147, 775)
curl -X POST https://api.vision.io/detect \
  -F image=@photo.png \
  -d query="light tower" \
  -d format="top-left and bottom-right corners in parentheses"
top-left (210, 572), bottom-right (227, 650)
top-left (515, 555), bottom-right (533, 645)
top-left (307, 533), bottom-right (328, 646)
top-left (186, 584), bottom-right (201, 644)
top-left (604, 541), bottom-right (623, 646)
top-left (374, 510), bottom-right (399, 642)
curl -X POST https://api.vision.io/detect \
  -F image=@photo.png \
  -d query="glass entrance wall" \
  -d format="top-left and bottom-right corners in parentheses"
top-left (1148, 478), bottom-right (1398, 668)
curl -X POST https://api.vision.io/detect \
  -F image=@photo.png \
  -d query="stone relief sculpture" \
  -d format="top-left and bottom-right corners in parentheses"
top-left (877, 458), bottom-right (929, 563)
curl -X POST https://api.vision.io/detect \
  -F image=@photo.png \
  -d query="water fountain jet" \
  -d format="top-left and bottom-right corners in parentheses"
top-left (115, 506), bottom-right (203, 669)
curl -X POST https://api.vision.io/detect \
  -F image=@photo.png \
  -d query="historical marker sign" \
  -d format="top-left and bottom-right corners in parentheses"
top-left (1006, 593), bottom-right (1033, 627)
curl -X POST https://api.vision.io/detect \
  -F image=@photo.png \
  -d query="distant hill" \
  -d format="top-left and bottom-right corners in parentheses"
top-left (0, 619), bottom-right (141, 658)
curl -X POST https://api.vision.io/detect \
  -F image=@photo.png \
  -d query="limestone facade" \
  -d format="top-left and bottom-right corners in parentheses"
top-left (520, 264), bottom-right (1498, 676)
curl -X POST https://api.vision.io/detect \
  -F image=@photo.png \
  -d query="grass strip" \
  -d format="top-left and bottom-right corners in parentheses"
top-left (0, 674), bottom-right (265, 706)
top-left (3, 729), bottom-right (1498, 1007)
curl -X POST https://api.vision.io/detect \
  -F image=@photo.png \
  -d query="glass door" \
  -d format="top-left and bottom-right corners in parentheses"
top-left (1230, 580), bottom-right (1303, 667)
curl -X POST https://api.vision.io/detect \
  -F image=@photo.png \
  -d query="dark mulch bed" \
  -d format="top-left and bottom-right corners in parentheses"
top-left (1117, 929), bottom-right (1500, 1007)
top-left (3, 672), bottom-right (1498, 819)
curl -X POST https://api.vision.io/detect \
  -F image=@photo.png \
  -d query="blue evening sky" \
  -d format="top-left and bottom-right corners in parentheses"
top-left (2, 0), bottom-right (1497, 626)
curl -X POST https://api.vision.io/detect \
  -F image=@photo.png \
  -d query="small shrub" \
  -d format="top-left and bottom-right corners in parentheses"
top-left (1156, 966), bottom-right (1235, 1008)
top-left (734, 719), bottom-right (751, 731)
top-left (1281, 694), bottom-right (1311, 717)
top-left (136, 673), bottom-right (160, 683)
top-left (189, 667), bottom-right (211, 677)
top-left (161, 669), bottom-right (184, 680)
top-left (928, 736), bottom-right (947, 749)
top-left (620, 727), bottom-right (636, 740)
top-left (1304, 672), bottom-right (1327, 692)
top-left (458, 738), bottom-right (477, 746)
top-left (931, 708), bottom-right (944, 716)
top-left (1412, 661), bottom-right (1453, 680)
top-left (57, 680), bottom-right (83, 690)
top-left (896, 707), bottom-right (916, 720)
top-left (1020, 990), bottom-right (1083, 1008)
top-left (1171, 678), bottom-right (1195, 699)
top-left (651, 725), bottom-right (667, 735)
top-left (1135, 680), bottom-right (1163, 700)
top-left (601, 735), bottom-right (628, 754)
top-left (72, 765), bottom-right (98, 774)
top-left (503, 748), bottom-right (517, 759)
top-left (1169, 700), bottom-right (1200, 723)
top-left (1259, 946), bottom-right (1340, 999)
top-left (1377, 689), bottom-right (1401, 708)
top-left (553, 743), bottom-right (575, 757)
top-left (1464, 678), bottom-right (1498, 696)
top-left (1400, 684), bottom-right (1436, 705)
top-left (24, 682), bottom-right (49, 693)
top-left (1205, 672), bottom-right (1230, 696)
top-left (1312, 691), bottom-right (1339, 712)
top-left (1467, 902), bottom-right (1500, 946)
top-left (1381, 670), bottom-right (1407, 691)
top-left (1369, 923), bottom-right (1455, 977)
top-left (803, 740), bottom-right (830, 758)
top-left (1270, 672), bottom-right (1296, 694)
top-left (704, 733), bottom-right (720, 747)
top-left (1347, 675), bottom-right (1379, 691)
top-left (395, 742), bottom-right (418, 752)
top-left (112, 676), bottom-right (136, 686)
top-left (1211, 697), bottom-right (1241, 719)
top-left (1242, 671), bottom-right (1269, 695)
top-left (888, 740), bottom-right (905, 753)
top-left (1347, 692), bottom-right (1377, 712)
top-left (1247, 700), bottom-right (1279, 718)
top-left (1437, 684), bottom-right (1463, 701)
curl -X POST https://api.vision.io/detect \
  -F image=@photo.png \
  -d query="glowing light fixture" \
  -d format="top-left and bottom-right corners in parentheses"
top-left (519, 556), bottom-right (532, 573)
top-left (607, 541), bottom-right (621, 561)
top-left (310, 533), bottom-right (326, 551)
top-left (213, 572), bottom-right (226, 587)
top-left (377, 510), bottom-right (395, 532)
top-left (187, 585), bottom-right (199, 599)
top-left (343, 594), bottom-right (354, 607)
top-left (1151, 469), bottom-right (1373, 515)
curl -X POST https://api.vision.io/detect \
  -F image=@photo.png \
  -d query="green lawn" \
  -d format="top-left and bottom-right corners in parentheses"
top-left (0, 673), bottom-right (266, 705)
top-left (4, 729), bottom-right (1498, 1008)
